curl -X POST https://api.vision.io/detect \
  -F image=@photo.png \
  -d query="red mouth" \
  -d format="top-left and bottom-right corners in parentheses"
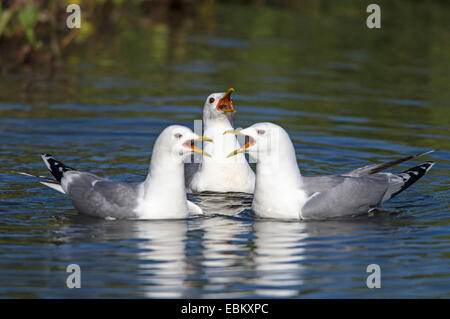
top-left (182, 139), bottom-right (196, 150)
top-left (216, 88), bottom-right (235, 113)
top-left (244, 135), bottom-right (256, 149)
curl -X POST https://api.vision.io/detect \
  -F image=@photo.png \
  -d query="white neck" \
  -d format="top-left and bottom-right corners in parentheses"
top-left (255, 138), bottom-right (302, 191)
top-left (252, 134), bottom-right (306, 219)
top-left (137, 150), bottom-right (188, 219)
top-left (203, 112), bottom-right (234, 128)
top-left (188, 114), bottom-right (255, 193)
top-left (202, 115), bottom-right (244, 162)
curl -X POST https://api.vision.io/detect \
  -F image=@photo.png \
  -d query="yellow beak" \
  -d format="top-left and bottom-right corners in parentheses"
top-left (189, 136), bottom-right (213, 158)
top-left (226, 148), bottom-right (246, 158)
top-left (223, 129), bottom-right (245, 136)
top-left (223, 88), bottom-right (234, 99)
top-left (223, 129), bottom-right (249, 158)
top-left (193, 136), bottom-right (214, 143)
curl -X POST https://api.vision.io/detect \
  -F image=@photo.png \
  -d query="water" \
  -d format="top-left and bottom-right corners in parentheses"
top-left (0, 1), bottom-right (449, 298)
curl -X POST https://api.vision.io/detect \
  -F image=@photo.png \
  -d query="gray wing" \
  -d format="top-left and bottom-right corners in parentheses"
top-left (301, 173), bottom-right (405, 220)
top-left (302, 175), bottom-right (345, 195)
top-left (64, 171), bottom-right (141, 219)
top-left (301, 160), bottom-right (434, 220)
top-left (343, 150), bottom-right (435, 177)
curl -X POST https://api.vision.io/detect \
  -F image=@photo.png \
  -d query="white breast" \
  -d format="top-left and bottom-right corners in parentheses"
top-left (134, 184), bottom-right (189, 219)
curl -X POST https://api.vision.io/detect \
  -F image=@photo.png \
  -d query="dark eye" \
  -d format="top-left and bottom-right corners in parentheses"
top-left (209, 97), bottom-right (215, 104)
top-left (174, 133), bottom-right (182, 139)
top-left (257, 129), bottom-right (266, 135)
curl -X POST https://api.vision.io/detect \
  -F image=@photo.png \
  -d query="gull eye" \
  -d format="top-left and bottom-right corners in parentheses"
top-left (209, 97), bottom-right (215, 104)
top-left (174, 133), bottom-right (183, 139)
top-left (257, 129), bottom-right (266, 135)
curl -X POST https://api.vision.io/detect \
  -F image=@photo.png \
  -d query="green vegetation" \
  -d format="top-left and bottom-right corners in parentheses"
top-left (0, 0), bottom-right (448, 153)
top-left (1, 0), bottom-right (254, 69)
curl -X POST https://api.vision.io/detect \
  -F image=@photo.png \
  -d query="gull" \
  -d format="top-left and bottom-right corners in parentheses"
top-left (21, 125), bottom-right (213, 220)
top-left (225, 122), bottom-right (435, 220)
top-left (185, 88), bottom-right (255, 193)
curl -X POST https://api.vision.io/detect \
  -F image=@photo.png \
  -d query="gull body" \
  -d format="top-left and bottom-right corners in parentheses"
top-left (185, 89), bottom-right (255, 193)
top-left (28, 125), bottom-right (211, 220)
top-left (226, 123), bottom-right (435, 220)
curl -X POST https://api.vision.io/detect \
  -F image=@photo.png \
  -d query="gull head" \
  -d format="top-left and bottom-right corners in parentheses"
top-left (155, 125), bottom-right (213, 162)
top-left (203, 88), bottom-right (236, 120)
top-left (224, 122), bottom-right (284, 162)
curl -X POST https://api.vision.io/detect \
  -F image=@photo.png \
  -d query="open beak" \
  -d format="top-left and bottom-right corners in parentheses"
top-left (216, 88), bottom-right (235, 113)
top-left (184, 136), bottom-right (213, 157)
top-left (194, 136), bottom-right (214, 143)
top-left (223, 129), bottom-right (255, 158)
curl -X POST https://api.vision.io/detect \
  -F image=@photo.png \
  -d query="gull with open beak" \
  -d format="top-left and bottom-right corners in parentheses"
top-left (225, 122), bottom-right (435, 220)
top-left (185, 88), bottom-right (255, 193)
top-left (22, 125), bottom-right (213, 219)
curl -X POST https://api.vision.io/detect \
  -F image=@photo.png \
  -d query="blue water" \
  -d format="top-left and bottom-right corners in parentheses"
top-left (0, 2), bottom-right (449, 298)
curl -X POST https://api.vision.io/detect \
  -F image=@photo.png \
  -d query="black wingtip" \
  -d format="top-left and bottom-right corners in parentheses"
top-left (400, 161), bottom-right (434, 177)
top-left (40, 153), bottom-right (75, 182)
top-left (390, 161), bottom-right (435, 200)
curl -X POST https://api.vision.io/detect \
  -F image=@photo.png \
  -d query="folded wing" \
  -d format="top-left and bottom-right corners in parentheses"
top-left (301, 162), bottom-right (434, 220)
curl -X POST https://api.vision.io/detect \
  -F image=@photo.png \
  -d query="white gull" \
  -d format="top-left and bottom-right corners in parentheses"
top-left (185, 88), bottom-right (255, 193)
top-left (225, 122), bottom-right (435, 220)
top-left (23, 125), bottom-right (213, 219)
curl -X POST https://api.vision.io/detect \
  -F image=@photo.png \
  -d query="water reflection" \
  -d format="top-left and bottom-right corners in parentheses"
top-left (1, 197), bottom-right (447, 298)
top-left (0, 0), bottom-right (448, 298)
top-left (134, 220), bottom-right (188, 298)
top-left (251, 217), bottom-right (389, 297)
top-left (199, 216), bottom-right (252, 297)
top-left (252, 220), bottom-right (307, 297)
top-left (190, 192), bottom-right (253, 216)
top-left (64, 217), bottom-right (189, 298)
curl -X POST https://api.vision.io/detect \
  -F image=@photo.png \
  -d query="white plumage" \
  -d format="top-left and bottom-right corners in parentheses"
top-left (226, 122), bottom-right (435, 220)
top-left (24, 125), bottom-right (213, 220)
top-left (185, 89), bottom-right (255, 193)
